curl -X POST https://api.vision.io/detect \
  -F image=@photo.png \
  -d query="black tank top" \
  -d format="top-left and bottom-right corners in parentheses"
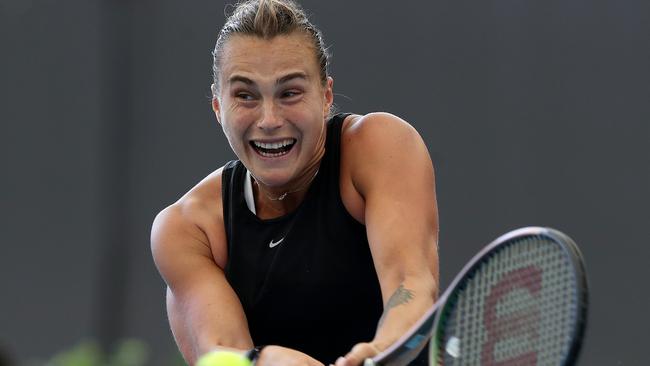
top-left (221, 113), bottom-right (383, 364)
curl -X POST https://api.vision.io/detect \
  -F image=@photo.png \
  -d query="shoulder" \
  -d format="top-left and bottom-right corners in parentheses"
top-left (338, 112), bottom-right (432, 221)
top-left (341, 112), bottom-right (421, 144)
top-left (342, 112), bottom-right (417, 134)
top-left (151, 166), bottom-right (229, 269)
top-left (341, 112), bottom-right (429, 176)
top-left (167, 166), bottom-right (224, 225)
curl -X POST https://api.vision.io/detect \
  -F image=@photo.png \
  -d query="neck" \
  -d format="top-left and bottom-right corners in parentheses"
top-left (252, 163), bottom-right (320, 218)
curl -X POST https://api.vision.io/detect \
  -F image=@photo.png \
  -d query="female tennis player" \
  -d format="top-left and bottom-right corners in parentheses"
top-left (151, 1), bottom-right (439, 365)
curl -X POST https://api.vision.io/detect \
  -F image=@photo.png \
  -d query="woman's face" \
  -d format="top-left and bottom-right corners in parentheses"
top-left (213, 32), bottom-right (333, 189)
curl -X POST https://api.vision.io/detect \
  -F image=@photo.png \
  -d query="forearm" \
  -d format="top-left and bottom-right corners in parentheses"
top-left (372, 273), bottom-right (438, 350)
top-left (166, 287), bottom-right (253, 365)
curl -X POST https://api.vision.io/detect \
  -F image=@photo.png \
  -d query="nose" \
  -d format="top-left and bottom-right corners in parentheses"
top-left (256, 100), bottom-right (283, 131)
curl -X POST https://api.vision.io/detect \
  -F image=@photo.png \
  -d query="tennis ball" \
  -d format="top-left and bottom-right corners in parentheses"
top-left (196, 351), bottom-right (252, 366)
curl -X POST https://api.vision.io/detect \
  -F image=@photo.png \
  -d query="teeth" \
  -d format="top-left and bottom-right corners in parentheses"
top-left (253, 139), bottom-right (295, 149)
top-left (250, 138), bottom-right (295, 158)
top-left (259, 150), bottom-right (288, 158)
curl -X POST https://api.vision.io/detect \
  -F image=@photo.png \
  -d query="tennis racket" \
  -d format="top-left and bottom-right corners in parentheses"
top-left (365, 226), bottom-right (588, 366)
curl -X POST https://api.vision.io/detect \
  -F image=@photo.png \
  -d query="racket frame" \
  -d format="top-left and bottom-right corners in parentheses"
top-left (429, 227), bottom-right (589, 366)
top-left (369, 227), bottom-right (588, 366)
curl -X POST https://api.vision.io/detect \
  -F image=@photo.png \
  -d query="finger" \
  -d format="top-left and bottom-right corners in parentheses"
top-left (337, 342), bottom-right (381, 366)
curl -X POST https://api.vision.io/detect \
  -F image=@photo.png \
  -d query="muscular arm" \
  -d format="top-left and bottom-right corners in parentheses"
top-left (338, 113), bottom-right (439, 365)
top-left (151, 174), bottom-right (325, 366)
top-left (150, 180), bottom-right (254, 365)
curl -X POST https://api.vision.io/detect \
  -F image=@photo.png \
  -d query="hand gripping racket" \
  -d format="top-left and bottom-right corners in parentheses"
top-left (365, 227), bottom-right (588, 366)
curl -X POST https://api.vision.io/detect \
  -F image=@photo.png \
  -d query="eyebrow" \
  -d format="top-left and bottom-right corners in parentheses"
top-left (277, 72), bottom-right (308, 84)
top-left (227, 72), bottom-right (309, 86)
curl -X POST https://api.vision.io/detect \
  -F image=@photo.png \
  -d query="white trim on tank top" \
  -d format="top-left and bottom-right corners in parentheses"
top-left (244, 169), bottom-right (256, 214)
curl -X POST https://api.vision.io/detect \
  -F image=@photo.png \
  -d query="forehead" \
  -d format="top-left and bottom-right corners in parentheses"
top-left (219, 33), bottom-right (319, 83)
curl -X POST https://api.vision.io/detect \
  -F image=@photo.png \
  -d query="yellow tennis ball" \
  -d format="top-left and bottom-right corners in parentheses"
top-left (196, 351), bottom-right (252, 366)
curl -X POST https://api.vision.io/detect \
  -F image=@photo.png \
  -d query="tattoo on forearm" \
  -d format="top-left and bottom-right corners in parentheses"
top-left (378, 283), bottom-right (415, 327)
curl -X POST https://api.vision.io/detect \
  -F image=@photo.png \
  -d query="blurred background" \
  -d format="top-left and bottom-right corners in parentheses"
top-left (1, 0), bottom-right (648, 365)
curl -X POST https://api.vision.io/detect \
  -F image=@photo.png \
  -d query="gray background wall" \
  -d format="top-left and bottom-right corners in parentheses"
top-left (1, 0), bottom-right (648, 365)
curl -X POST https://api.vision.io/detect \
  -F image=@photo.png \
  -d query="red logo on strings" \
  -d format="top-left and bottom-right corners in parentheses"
top-left (481, 266), bottom-right (542, 365)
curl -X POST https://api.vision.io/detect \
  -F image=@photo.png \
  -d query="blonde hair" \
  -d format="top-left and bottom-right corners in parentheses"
top-left (211, 0), bottom-right (330, 96)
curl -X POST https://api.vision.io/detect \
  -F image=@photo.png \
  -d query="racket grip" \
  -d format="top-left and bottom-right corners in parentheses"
top-left (363, 358), bottom-right (376, 366)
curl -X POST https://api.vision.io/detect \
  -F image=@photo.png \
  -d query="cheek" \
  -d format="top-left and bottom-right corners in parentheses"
top-left (223, 117), bottom-right (255, 148)
top-left (221, 122), bottom-right (241, 145)
top-left (302, 121), bottom-right (327, 145)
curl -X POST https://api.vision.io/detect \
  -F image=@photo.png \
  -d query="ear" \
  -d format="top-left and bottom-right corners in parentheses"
top-left (211, 86), bottom-right (222, 125)
top-left (323, 76), bottom-right (334, 116)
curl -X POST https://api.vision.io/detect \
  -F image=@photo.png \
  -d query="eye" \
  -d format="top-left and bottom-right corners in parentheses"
top-left (281, 89), bottom-right (302, 99)
top-left (236, 92), bottom-right (255, 101)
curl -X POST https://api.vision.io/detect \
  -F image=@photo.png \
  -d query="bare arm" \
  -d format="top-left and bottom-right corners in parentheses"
top-left (338, 113), bottom-right (439, 366)
top-left (151, 175), bottom-right (325, 366)
top-left (151, 192), bottom-right (253, 365)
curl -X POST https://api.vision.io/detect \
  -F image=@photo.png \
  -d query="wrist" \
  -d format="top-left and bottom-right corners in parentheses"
top-left (245, 346), bottom-right (265, 364)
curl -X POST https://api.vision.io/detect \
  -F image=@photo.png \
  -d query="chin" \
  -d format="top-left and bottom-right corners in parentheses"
top-left (249, 167), bottom-right (294, 187)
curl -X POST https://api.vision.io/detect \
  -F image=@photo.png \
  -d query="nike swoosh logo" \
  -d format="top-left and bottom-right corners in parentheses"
top-left (269, 237), bottom-right (284, 248)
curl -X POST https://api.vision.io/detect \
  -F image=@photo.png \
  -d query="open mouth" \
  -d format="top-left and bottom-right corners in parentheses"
top-left (250, 138), bottom-right (297, 158)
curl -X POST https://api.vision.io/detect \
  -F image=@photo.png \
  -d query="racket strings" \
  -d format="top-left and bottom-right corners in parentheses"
top-left (436, 236), bottom-right (579, 366)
